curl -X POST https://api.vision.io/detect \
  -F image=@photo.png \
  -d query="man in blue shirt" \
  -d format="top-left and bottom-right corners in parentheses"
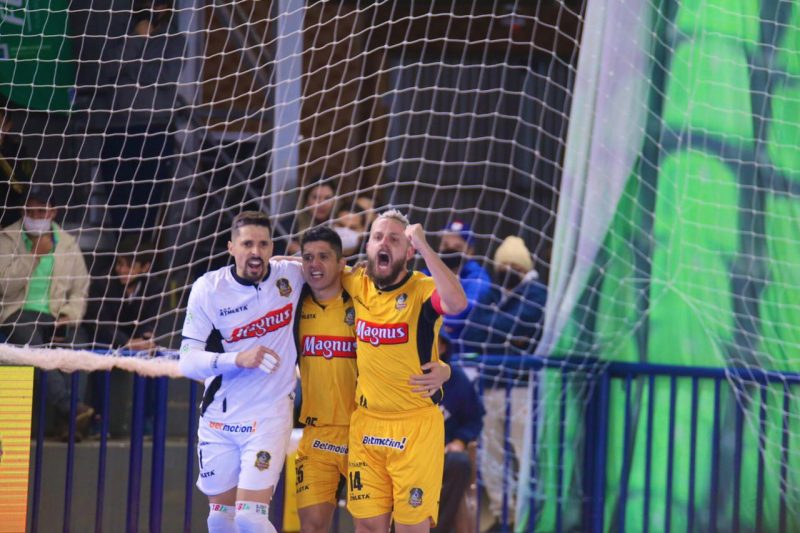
top-left (460, 235), bottom-right (547, 530)
top-left (425, 221), bottom-right (493, 350)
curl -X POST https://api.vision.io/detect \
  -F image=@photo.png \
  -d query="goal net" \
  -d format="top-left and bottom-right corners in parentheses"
top-left (534, 0), bottom-right (800, 531)
top-left (0, 0), bottom-right (798, 530)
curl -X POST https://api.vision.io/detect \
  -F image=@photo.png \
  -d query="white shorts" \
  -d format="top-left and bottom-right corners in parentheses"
top-left (196, 394), bottom-right (294, 495)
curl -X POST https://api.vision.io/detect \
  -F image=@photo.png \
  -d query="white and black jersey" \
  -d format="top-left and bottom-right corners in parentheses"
top-left (180, 260), bottom-right (305, 420)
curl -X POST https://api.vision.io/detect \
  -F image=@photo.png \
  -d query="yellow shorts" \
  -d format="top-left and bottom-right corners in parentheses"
top-left (295, 425), bottom-right (349, 509)
top-left (347, 406), bottom-right (444, 526)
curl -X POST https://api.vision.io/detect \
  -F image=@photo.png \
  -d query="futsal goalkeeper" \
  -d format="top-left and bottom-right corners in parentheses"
top-left (179, 211), bottom-right (305, 533)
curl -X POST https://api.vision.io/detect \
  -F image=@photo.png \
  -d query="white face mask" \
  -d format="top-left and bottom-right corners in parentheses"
top-left (334, 226), bottom-right (361, 253)
top-left (23, 216), bottom-right (52, 235)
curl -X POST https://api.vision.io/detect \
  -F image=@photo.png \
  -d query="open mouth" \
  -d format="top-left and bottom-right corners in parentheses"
top-left (309, 270), bottom-right (324, 280)
top-left (246, 258), bottom-right (264, 270)
top-left (377, 251), bottom-right (391, 267)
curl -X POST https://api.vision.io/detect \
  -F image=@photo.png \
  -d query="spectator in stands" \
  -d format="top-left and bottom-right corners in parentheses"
top-left (425, 221), bottom-right (493, 350)
top-left (97, 0), bottom-right (184, 234)
top-left (0, 184), bottom-right (93, 438)
top-left (460, 235), bottom-right (547, 531)
top-left (87, 236), bottom-right (163, 437)
top-left (286, 178), bottom-right (336, 254)
top-left (0, 107), bottom-right (30, 228)
top-left (91, 236), bottom-right (162, 350)
top-left (333, 204), bottom-right (366, 257)
top-left (433, 332), bottom-right (484, 533)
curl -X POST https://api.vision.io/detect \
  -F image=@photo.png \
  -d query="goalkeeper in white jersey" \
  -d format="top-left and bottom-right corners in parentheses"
top-left (179, 211), bottom-right (305, 533)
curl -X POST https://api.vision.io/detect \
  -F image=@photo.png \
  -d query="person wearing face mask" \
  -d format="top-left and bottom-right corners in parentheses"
top-left (0, 185), bottom-right (93, 439)
top-left (422, 221), bottom-right (492, 351)
top-left (333, 205), bottom-right (367, 259)
top-left (459, 235), bottom-right (547, 531)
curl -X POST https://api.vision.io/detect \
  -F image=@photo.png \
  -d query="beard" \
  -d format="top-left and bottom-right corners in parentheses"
top-left (367, 254), bottom-right (407, 288)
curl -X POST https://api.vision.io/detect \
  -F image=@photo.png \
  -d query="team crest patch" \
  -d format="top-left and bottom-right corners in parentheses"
top-left (276, 277), bottom-right (292, 297)
top-left (344, 306), bottom-right (355, 326)
top-left (395, 293), bottom-right (408, 310)
top-left (409, 487), bottom-right (424, 508)
top-left (255, 450), bottom-right (271, 471)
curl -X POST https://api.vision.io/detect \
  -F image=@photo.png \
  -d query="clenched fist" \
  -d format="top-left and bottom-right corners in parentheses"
top-left (236, 345), bottom-right (281, 374)
top-left (404, 223), bottom-right (428, 251)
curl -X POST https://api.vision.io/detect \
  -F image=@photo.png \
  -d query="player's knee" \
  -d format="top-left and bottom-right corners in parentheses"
top-left (207, 503), bottom-right (236, 533)
top-left (298, 506), bottom-right (333, 532)
top-left (234, 501), bottom-right (277, 533)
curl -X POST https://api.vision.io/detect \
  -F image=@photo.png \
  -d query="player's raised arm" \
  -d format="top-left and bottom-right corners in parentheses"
top-left (405, 223), bottom-right (468, 315)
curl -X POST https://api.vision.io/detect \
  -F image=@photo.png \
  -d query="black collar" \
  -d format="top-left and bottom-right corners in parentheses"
top-left (309, 288), bottom-right (351, 309)
top-left (230, 263), bottom-right (271, 287)
top-left (373, 270), bottom-right (413, 292)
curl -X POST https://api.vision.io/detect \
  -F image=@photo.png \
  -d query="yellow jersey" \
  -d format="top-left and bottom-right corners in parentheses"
top-left (341, 268), bottom-right (444, 413)
top-left (296, 286), bottom-right (358, 427)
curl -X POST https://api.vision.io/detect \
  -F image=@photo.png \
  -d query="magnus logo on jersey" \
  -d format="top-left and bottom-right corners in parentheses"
top-left (302, 335), bottom-right (357, 359)
top-left (208, 420), bottom-right (257, 433)
top-left (227, 303), bottom-right (293, 342)
top-left (356, 320), bottom-right (409, 346)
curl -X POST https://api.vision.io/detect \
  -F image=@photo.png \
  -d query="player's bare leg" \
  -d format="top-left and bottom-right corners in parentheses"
top-left (298, 502), bottom-right (337, 533)
top-left (395, 520), bottom-right (431, 533)
top-left (354, 513), bottom-right (392, 533)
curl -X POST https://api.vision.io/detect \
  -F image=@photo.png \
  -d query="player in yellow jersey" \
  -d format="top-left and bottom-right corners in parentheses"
top-left (294, 226), bottom-right (451, 533)
top-left (341, 210), bottom-right (468, 533)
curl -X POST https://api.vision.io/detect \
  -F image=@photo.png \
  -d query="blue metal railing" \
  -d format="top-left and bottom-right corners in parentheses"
top-left (24, 353), bottom-right (800, 532)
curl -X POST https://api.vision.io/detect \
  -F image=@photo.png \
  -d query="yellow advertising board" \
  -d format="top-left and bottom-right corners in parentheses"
top-left (0, 366), bottom-right (34, 533)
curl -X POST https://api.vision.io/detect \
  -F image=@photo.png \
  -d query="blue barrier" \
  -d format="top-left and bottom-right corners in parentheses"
top-left (24, 353), bottom-right (799, 532)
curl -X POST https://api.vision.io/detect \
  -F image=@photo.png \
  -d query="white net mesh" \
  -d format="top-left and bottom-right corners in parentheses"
top-left (0, 0), bottom-right (575, 355)
top-left (2, 0), bottom-right (800, 530)
top-left (1, 2), bottom-right (575, 528)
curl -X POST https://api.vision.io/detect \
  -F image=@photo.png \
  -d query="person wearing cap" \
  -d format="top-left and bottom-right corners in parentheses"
top-left (423, 220), bottom-right (492, 349)
top-left (460, 235), bottom-right (547, 531)
top-left (0, 185), bottom-right (93, 439)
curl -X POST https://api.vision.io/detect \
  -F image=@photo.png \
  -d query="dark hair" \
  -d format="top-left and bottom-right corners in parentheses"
top-left (300, 226), bottom-right (343, 259)
top-left (336, 204), bottom-right (366, 228)
top-left (117, 235), bottom-right (156, 267)
top-left (302, 177), bottom-right (334, 206)
top-left (231, 211), bottom-right (272, 238)
top-left (26, 184), bottom-right (55, 207)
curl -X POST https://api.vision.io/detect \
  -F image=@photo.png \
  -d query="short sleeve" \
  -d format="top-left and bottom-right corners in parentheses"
top-left (341, 267), bottom-right (366, 298)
